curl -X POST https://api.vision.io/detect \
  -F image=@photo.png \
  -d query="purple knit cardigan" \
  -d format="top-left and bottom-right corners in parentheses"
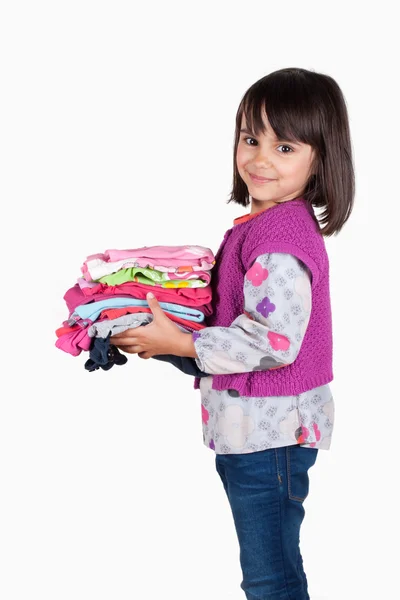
top-left (194, 198), bottom-right (333, 396)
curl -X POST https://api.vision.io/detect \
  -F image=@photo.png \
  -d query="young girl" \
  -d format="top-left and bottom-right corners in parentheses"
top-left (111, 67), bottom-right (355, 600)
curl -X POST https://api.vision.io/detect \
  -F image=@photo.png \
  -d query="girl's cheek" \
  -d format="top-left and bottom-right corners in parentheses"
top-left (236, 146), bottom-right (247, 167)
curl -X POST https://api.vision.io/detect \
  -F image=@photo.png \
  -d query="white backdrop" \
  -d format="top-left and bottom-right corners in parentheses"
top-left (0, 2), bottom-right (398, 599)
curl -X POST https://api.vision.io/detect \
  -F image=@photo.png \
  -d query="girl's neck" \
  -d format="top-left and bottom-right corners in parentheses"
top-left (250, 198), bottom-right (280, 215)
top-left (250, 196), bottom-right (303, 215)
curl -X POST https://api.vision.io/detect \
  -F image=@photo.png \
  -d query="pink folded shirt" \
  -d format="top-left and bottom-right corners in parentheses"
top-left (67, 281), bottom-right (214, 316)
top-left (55, 320), bottom-right (97, 356)
top-left (82, 259), bottom-right (212, 284)
top-left (81, 244), bottom-right (215, 280)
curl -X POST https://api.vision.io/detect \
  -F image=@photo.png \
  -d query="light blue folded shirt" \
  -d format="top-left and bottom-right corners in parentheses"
top-left (72, 297), bottom-right (205, 323)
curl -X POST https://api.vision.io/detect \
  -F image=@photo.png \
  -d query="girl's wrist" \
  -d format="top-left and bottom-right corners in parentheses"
top-left (175, 331), bottom-right (198, 358)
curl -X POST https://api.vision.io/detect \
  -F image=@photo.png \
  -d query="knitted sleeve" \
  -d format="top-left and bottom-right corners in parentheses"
top-left (241, 202), bottom-right (326, 288)
top-left (192, 252), bottom-right (312, 375)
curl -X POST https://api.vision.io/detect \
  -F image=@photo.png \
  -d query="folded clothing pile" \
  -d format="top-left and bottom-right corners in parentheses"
top-left (55, 245), bottom-right (215, 376)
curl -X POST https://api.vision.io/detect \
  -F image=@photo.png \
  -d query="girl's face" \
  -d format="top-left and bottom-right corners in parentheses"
top-left (236, 111), bottom-right (315, 212)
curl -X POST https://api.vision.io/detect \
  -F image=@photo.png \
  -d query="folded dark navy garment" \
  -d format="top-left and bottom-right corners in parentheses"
top-left (85, 333), bottom-right (127, 372)
top-left (85, 333), bottom-right (208, 377)
top-left (152, 354), bottom-right (209, 377)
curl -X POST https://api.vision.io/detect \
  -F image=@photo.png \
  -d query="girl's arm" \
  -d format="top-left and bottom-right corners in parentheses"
top-left (192, 252), bottom-right (312, 375)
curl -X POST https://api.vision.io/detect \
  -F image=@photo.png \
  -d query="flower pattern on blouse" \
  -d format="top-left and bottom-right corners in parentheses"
top-left (193, 252), bottom-right (334, 455)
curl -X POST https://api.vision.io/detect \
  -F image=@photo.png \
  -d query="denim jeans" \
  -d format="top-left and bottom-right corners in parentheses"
top-left (215, 444), bottom-right (318, 600)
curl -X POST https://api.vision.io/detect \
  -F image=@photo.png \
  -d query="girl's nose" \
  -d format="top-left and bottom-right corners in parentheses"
top-left (253, 150), bottom-right (273, 168)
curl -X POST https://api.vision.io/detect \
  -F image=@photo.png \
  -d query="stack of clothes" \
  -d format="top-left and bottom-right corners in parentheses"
top-left (55, 245), bottom-right (215, 376)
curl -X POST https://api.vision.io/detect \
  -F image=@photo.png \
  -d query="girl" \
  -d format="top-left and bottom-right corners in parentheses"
top-left (111, 67), bottom-right (355, 600)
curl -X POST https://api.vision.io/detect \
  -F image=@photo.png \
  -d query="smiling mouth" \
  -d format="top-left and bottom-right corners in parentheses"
top-left (249, 173), bottom-right (276, 183)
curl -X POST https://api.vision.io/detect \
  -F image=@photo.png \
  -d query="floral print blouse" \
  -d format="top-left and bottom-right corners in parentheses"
top-left (193, 251), bottom-right (334, 455)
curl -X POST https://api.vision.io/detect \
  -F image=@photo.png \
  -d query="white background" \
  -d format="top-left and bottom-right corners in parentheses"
top-left (0, 1), bottom-right (398, 599)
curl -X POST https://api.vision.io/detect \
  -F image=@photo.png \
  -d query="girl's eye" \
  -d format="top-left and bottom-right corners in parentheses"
top-left (243, 138), bottom-right (294, 153)
top-left (277, 145), bottom-right (294, 153)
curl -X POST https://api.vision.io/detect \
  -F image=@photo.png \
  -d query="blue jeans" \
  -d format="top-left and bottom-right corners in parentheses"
top-left (215, 445), bottom-right (318, 600)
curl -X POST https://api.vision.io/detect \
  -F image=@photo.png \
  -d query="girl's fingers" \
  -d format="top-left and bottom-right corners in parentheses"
top-left (111, 336), bottom-right (139, 346)
top-left (111, 329), bottom-right (144, 343)
top-left (114, 344), bottom-right (142, 354)
top-left (127, 345), bottom-right (142, 353)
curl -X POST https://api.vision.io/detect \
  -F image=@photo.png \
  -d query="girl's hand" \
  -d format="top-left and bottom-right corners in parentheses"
top-left (110, 292), bottom-right (197, 359)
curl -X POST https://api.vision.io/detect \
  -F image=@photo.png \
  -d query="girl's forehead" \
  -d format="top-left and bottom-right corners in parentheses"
top-left (241, 110), bottom-right (267, 126)
top-left (240, 111), bottom-right (275, 137)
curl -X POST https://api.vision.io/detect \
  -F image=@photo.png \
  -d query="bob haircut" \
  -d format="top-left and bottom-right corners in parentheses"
top-left (228, 67), bottom-right (355, 236)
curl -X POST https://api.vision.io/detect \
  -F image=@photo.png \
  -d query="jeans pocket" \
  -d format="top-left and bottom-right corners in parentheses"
top-left (286, 445), bottom-right (318, 502)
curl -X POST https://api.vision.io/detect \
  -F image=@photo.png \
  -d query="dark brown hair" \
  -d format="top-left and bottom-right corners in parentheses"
top-left (228, 67), bottom-right (355, 236)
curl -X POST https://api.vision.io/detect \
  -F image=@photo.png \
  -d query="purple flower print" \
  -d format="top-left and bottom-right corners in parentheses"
top-left (209, 439), bottom-right (215, 450)
top-left (193, 332), bottom-right (201, 342)
top-left (256, 296), bottom-right (276, 318)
